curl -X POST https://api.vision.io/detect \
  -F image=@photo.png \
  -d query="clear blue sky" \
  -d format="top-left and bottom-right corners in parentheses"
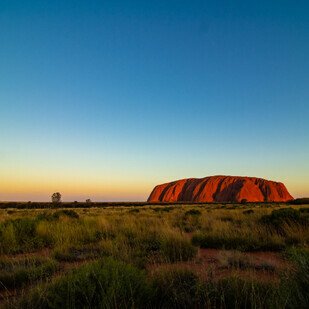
top-left (0, 0), bottom-right (308, 201)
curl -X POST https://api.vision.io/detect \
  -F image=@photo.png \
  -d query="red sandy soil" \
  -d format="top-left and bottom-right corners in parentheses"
top-left (148, 175), bottom-right (293, 203)
top-left (148, 248), bottom-right (293, 283)
top-left (0, 249), bottom-right (293, 304)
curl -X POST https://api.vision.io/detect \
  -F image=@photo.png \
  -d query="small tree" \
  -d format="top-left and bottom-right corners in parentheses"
top-left (86, 198), bottom-right (92, 204)
top-left (51, 192), bottom-right (62, 204)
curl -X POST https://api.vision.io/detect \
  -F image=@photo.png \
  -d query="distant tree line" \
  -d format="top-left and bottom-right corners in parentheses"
top-left (0, 198), bottom-right (307, 209)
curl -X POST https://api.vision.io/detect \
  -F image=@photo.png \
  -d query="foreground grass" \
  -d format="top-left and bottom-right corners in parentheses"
top-left (12, 251), bottom-right (309, 309)
top-left (0, 203), bottom-right (308, 308)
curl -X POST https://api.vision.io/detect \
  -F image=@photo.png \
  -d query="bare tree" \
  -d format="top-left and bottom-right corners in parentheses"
top-left (51, 192), bottom-right (62, 204)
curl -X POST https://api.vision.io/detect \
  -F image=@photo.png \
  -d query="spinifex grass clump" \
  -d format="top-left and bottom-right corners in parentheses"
top-left (0, 218), bottom-right (47, 254)
top-left (160, 233), bottom-right (197, 263)
top-left (173, 209), bottom-right (202, 232)
top-left (98, 223), bottom-right (197, 267)
top-left (151, 268), bottom-right (203, 308)
top-left (0, 257), bottom-right (58, 290)
top-left (18, 258), bottom-right (153, 309)
top-left (150, 267), bottom-right (288, 308)
top-left (282, 248), bottom-right (309, 308)
top-left (209, 276), bottom-right (283, 308)
top-left (0, 211), bottom-right (91, 254)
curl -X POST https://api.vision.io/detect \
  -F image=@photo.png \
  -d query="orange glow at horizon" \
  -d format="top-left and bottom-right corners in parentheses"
top-left (0, 171), bottom-right (155, 201)
top-left (0, 173), bottom-right (308, 202)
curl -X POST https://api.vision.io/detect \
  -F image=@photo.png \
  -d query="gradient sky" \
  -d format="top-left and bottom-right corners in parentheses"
top-left (0, 0), bottom-right (308, 201)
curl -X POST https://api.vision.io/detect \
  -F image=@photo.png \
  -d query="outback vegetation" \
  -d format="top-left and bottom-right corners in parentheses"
top-left (0, 203), bottom-right (308, 308)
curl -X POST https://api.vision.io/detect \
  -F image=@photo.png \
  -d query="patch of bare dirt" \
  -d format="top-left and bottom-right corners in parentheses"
top-left (148, 248), bottom-right (293, 283)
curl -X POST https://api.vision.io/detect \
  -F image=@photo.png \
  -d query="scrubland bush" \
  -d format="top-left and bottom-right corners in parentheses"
top-left (1, 205), bottom-right (309, 308)
top-left (290, 198), bottom-right (309, 205)
top-left (243, 209), bottom-right (254, 215)
top-left (260, 208), bottom-right (304, 227)
top-left (151, 206), bottom-right (173, 212)
top-left (52, 209), bottom-right (79, 219)
top-left (185, 209), bottom-right (201, 216)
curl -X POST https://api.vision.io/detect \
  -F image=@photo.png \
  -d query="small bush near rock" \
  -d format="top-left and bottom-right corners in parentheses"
top-left (52, 209), bottom-right (79, 219)
top-left (260, 208), bottom-right (305, 229)
top-left (185, 209), bottom-right (201, 216)
top-left (243, 209), bottom-right (254, 215)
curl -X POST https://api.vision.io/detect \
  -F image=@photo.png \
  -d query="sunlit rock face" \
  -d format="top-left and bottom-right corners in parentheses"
top-left (147, 176), bottom-right (293, 203)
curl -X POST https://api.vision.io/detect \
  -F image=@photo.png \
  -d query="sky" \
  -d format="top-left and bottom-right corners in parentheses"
top-left (0, 0), bottom-right (308, 201)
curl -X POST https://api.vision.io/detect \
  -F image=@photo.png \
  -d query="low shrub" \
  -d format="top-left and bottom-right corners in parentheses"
top-left (177, 210), bottom-right (202, 233)
top-left (34, 210), bottom-right (79, 222)
top-left (260, 208), bottom-right (307, 235)
top-left (261, 208), bottom-right (302, 225)
top-left (128, 208), bottom-right (140, 214)
top-left (36, 212), bottom-right (57, 221)
top-left (220, 216), bottom-right (234, 222)
top-left (52, 209), bottom-right (79, 219)
top-left (192, 233), bottom-right (284, 251)
top-left (139, 233), bottom-right (161, 253)
top-left (290, 198), bottom-right (309, 205)
top-left (152, 207), bottom-right (173, 212)
top-left (243, 209), bottom-right (254, 215)
top-left (185, 209), bottom-right (201, 216)
top-left (299, 207), bottom-right (309, 213)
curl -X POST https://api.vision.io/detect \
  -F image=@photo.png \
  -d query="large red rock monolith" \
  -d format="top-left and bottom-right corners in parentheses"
top-left (147, 176), bottom-right (293, 203)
